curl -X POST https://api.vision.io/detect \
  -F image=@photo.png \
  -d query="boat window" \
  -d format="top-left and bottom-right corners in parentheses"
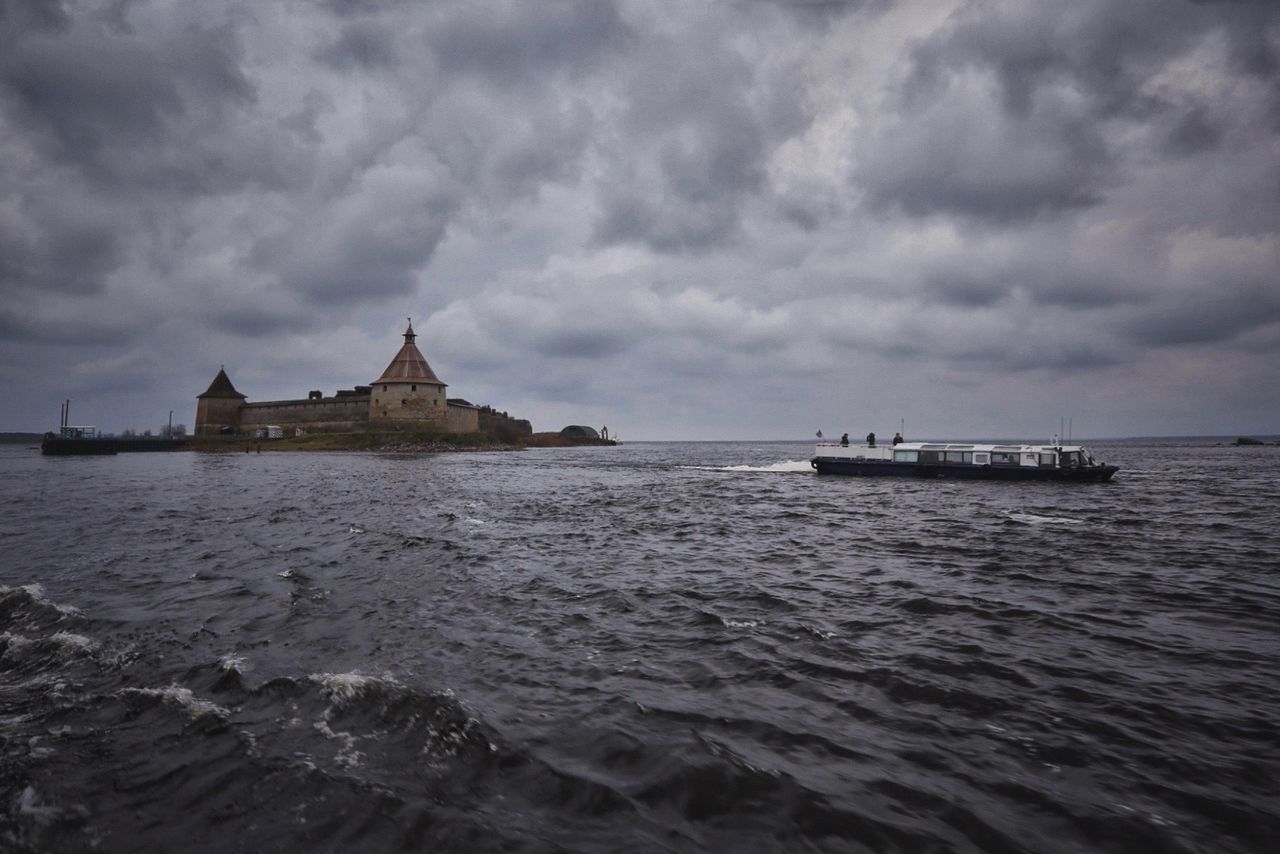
top-left (944, 451), bottom-right (973, 463)
top-left (974, 453), bottom-right (989, 464)
top-left (991, 452), bottom-right (1018, 465)
top-left (1039, 453), bottom-right (1057, 467)
top-left (894, 450), bottom-right (918, 462)
top-left (919, 450), bottom-right (942, 463)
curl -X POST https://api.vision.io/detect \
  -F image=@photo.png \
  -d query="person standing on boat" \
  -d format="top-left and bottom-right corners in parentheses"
top-left (866, 431), bottom-right (876, 447)
top-left (840, 433), bottom-right (849, 446)
top-left (893, 432), bottom-right (903, 445)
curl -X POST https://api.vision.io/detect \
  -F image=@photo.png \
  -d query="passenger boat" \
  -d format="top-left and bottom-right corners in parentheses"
top-left (810, 440), bottom-right (1118, 481)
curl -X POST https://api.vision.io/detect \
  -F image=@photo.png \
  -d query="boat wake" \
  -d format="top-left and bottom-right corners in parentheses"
top-left (681, 460), bottom-right (815, 474)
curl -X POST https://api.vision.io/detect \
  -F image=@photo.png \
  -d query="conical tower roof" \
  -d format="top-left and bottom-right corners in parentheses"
top-left (373, 321), bottom-right (444, 385)
top-left (197, 367), bottom-right (246, 399)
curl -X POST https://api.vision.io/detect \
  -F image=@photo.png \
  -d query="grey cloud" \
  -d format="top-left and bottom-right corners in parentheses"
top-left (1125, 288), bottom-right (1280, 348)
top-left (949, 341), bottom-right (1124, 373)
top-left (858, 99), bottom-right (1108, 222)
top-left (904, 2), bottom-right (1214, 120)
top-left (3, 34), bottom-right (184, 159)
top-left (254, 169), bottom-right (461, 304)
top-left (0, 307), bottom-right (138, 347)
top-left (0, 0), bottom-right (70, 34)
top-left (314, 22), bottom-right (398, 70)
top-left (0, 199), bottom-right (121, 295)
top-left (921, 273), bottom-right (1009, 308)
top-left (591, 32), bottom-right (768, 251)
top-left (531, 328), bottom-right (632, 360)
top-left (872, 1), bottom-right (1280, 222)
top-left (207, 306), bottom-right (313, 339)
top-left (318, 0), bottom-right (405, 18)
top-left (1, 23), bottom-right (254, 181)
top-left (741, 0), bottom-right (892, 26)
top-left (1161, 107), bottom-right (1222, 156)
top-left (430, 1), bottom-right (632, 85)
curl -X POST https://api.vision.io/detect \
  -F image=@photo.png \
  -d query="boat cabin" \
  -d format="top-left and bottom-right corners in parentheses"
top-left (810, 440), bottom-right (1115, 481)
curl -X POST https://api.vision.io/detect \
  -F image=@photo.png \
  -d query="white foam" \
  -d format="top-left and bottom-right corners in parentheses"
top-left (1006, 512), bottom-right (1084, 525)
top-left (313, 719), bottom-right (364, 768)
top-left (1, 583), bottom-right (81, 616)
top-left (309, 671), bottom-right (398, 703)
top-left (682, 460), bottom-right (814, 474)
top-left (219, 653), bottom-right (247, 673)
top-left (120, 685), bottom-right (230, 720)
top-left (50, 631), bottom-right (97, 653)
top-left (1, 631), bottom-right (35, 657)
top-left (722, 618), bottom-right (760, 629)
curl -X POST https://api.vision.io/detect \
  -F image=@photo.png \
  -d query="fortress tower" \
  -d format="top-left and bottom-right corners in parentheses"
top-left (368, 321), bottom-right (448, 426)
top-left (195, 367), bottom-right (246, 436)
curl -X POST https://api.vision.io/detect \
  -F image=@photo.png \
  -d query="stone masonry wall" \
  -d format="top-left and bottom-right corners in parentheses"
top-left (239, 398), bottom-right (371, 433)
top-left (446, 404), bottom-right (479, 433)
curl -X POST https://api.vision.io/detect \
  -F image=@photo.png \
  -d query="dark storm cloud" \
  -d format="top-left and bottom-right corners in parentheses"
top-left (0, 198), bottom-right (122, 295)
top-left (1124, 271), bottom-right (1280, 348)
top-left (429, 1), bottom-right (633, 84)
top-left (1161, 106), bottom-right (1222, 156)
top-left (253, 172), bottom-right (461, 305)
top-left (0, 305), bottom-right (136, 347)
top-left (314, 22), bottom-right (398, 70)
top-left (0, 19), bottom-right (255, 184)
top-left (0, 0), bottom-right (70, 33)
top-left (862, 0), bottom-right (1280, 223)
top-left (857, 101), bottom-right (1109, 222)
top-left (591, 24), bottom-right (769, 252)
top-left (902, 0), bottom-right (1279, 120)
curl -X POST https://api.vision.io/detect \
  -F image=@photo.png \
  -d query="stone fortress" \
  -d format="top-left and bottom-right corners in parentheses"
top-left (195, 321), bottom-right (482, 437)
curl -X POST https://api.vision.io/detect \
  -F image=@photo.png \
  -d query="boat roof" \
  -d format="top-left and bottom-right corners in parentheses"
top-left (817, 441), bottom-right (1091, 452)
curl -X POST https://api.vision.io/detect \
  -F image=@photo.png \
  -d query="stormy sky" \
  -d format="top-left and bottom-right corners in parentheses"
top-left (3, 0), bottom-right (1278, 440)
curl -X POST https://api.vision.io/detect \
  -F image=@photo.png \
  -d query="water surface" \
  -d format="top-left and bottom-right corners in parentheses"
top-left (1, 441), bottom-right (1277, 852)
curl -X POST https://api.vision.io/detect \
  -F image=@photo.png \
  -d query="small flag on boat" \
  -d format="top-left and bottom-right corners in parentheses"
top-left (816, 429), bottom-right (823, 439)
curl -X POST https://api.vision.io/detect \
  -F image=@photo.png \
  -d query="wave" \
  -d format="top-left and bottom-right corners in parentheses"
top-left (118, 685), bottom-right (231, 721)
top-left (1005, 511), bottom-right (1085, 525)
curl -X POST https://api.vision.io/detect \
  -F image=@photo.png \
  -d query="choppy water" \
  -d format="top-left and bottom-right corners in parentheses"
top-left (1, 440), bottom-right (1277, 853)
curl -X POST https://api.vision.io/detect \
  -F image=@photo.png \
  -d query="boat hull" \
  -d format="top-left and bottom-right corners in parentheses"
top-left (811, 458), bottom-right (1118, 482)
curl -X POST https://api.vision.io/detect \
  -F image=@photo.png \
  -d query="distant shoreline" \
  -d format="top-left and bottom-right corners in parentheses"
top-left (3, 432), bottom-right (1276, 448)
top-left (4, 432), bottom-right (621, 453)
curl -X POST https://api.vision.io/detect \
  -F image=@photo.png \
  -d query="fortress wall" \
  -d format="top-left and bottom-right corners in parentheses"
top-left (446, 404), bottom-right (479, 433)
top-left (240, 398), bottom-right (370, 433)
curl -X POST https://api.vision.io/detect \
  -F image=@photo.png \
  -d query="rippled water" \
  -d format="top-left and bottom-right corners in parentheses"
top-left (2, 441), bottom-right (1277, 852)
